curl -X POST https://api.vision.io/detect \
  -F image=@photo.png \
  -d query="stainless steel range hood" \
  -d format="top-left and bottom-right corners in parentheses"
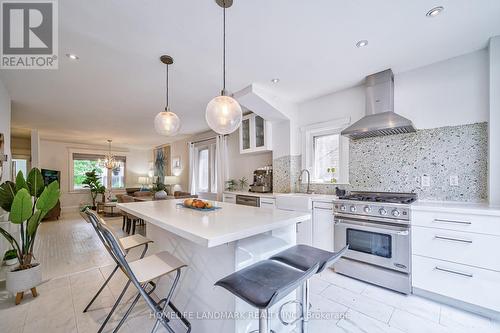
top-left (341, 69), bottom-right (416, 139)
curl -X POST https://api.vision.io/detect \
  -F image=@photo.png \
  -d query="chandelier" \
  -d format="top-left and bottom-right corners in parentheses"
top-left (99, 140), bottom-right (120, 170)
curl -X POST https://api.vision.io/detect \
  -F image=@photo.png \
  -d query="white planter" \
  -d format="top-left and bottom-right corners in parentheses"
top-left (4, 258), bottom-right (18, 266)
top-left (6, 263), bottom-right (42, 294)
top-left (154, 190), bottom-right (168, 200)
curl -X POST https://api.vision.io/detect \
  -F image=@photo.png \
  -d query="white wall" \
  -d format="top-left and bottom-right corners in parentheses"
top-left (226, 131), bottom-right (272, 183)
top-left (39, 140), bottom-right (150, 210)
top-left (0, 80), bottom-right (11, 182)
top-left (489, 36), bottom-right (500, 205)
top-left (298, 49), bottom-right (489, 130)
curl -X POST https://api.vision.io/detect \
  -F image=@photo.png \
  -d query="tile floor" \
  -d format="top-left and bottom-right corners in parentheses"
top-left (0, 212), bottom-right (499, 333)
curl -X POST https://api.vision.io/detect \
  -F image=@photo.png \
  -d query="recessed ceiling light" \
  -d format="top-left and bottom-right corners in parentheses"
top-left (66, 53), bottom-right (79, 60)
top-left (426, 6), bottom-right (444, 17)
top-left (356, 40), bottom-right (368, 48)
top-left (271, 78), bottom-right (280, 83)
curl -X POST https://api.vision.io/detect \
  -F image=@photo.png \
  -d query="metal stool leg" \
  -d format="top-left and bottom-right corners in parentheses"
top-left (259, 309), bottom-right (270, 333)
top-left (84, 244), bottom-right (149, 313)
top-left (83, 264), bottom-right (119, 313)
top-left (302, 280), bottom-right (310, 332)
top-left (98, 280), bottom-right (132, 333)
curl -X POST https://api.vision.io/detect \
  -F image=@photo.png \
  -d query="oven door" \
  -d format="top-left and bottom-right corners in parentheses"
top-left (334, 216), bottom-right (410, 273)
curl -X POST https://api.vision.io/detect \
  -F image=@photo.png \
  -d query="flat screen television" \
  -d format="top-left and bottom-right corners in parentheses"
top-left (41, 169), bottom-right (60, 187)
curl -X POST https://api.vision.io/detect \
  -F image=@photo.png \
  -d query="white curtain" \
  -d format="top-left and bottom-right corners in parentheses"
top-left (188, 142), bottom-right (196, 195)
top-left (215, 135), bottom-right (229, 201)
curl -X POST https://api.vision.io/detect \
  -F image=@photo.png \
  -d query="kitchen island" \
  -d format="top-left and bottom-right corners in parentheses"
top-left (117, 199), bottom-right (310, 333)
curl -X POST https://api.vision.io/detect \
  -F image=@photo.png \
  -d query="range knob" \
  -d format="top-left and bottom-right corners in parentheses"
top-left (379, 208), bottom-right (387, 216)
top-left (340, 205), bottom-right (347, 211)
top-left (350, 206), bottom-right (357, 213)
top-left (392, 209), bottom-right (401, 217)
top-left (364, 206), bottom-right (371, 213)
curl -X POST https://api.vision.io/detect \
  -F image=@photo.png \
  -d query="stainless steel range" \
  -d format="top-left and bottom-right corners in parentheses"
top-left (333, 191), bottom-right (417, 294)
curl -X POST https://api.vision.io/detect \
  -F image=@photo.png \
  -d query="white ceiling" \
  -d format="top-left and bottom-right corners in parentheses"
top-left (1, 0), bottom-right (500, 148)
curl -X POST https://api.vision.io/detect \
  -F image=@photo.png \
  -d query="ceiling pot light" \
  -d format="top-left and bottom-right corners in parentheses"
top-left (426, 6), bottom-right (444, 17)
top-left (271, 78), bottom-right (280, 83)
top-left (66, 53), bottom-right (79, 60)
top-left (356, 40), bottom-right (368, 48)
top-left (205, 0), bottom-right (242, 135)
top-left (154, 55), bottom-right (181, 136)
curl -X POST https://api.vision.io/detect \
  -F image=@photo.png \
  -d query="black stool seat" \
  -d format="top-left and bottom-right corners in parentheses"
top-left (215, 260), bottom-right (318, 309)
top-left (270, 244), bottom-right (349, 273)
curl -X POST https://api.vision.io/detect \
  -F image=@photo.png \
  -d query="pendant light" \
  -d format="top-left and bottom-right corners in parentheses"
top-left (154, 55), bottom-right (181, 136)
top-left (205, 0), bottom-right (242, 135)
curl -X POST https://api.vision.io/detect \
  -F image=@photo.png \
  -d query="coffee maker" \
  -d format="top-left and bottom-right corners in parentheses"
top-left (249, 166), bottom-right (273, 193)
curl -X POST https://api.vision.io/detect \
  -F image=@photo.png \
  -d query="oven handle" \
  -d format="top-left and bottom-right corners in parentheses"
top-left (334, 217), bottom-right (409, 235)
top-left (334, 212), bottom-right (410, 225)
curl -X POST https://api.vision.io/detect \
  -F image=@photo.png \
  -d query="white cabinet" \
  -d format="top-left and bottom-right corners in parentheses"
top-left (239, 113), bottom-right (272, 154)
top-left (260, 197), bottom-right (276, 209)
top-left (222, 193), bottom-right (236, 204)
top-left (412, 206), bottom-right (500, 316)
top-left (296, 219), bottom-right (313, 246)
top-left (312, 202), bottom-right (334, 252)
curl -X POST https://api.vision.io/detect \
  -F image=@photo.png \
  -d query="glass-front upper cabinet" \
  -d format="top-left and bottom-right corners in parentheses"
top-left (239, 113), bottom-right (272, 154)
top-left (241, 117), bottom-right (251, 150)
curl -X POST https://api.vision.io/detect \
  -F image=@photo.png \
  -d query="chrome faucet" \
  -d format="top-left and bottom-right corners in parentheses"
top-left (298, 169), bottom-right (313, 194)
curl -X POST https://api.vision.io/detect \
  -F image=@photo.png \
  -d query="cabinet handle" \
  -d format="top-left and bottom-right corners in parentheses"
top-left (435, 266), bottom-right (473, 278)
top-left (314, 207), bottom-right (333, 211)
top-left (433, 218), bottom-right (471, 225)
top-left (434, 235), bottom-right (472, 244)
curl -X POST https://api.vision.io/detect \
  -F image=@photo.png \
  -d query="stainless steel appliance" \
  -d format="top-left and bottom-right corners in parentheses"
top-left (236, 194), bottom-right (260, 207)
top-left (341, 69), bottom-right (416, 139)
top-left (333, 191), bottom-right (417, 294)
top-left (249, 166), bottom-right (273, 193)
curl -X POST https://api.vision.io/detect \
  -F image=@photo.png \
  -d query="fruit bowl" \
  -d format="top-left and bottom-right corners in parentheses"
top-left (177, 199), bottom-right (221, 211)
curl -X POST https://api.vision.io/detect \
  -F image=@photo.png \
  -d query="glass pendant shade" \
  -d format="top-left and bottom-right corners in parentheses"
top-left (205, 95), bottom-right (242, 135)
top-left (154, 108), bottom-right (181, 136)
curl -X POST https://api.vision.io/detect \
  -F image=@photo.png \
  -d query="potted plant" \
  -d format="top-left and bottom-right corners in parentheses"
top-left (151, 179), bottom-right (167, 200)
top-left (82, 169), bottom-right (106, 209)
top-left (0, 168), bottom-right (60, 304)
top-left (3, 249), bottom-right (18, 266)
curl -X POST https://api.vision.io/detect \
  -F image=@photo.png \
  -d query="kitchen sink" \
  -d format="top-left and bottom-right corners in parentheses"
top-left (275, 193), bottom-right (313, 211)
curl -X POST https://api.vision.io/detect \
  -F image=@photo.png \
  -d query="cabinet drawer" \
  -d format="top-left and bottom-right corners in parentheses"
top-left (413, 255), bottom-right (500, 312)
top-left (412, 211), bottom-right (500, 236)
top-left (260, 198), bottom-right (276, 208)
top-left (313, 202), bottom-right (334, 210)
top-left (412, 226), bottom-right (500, 271)
top-left (223, 194), bottom-right (236, 203)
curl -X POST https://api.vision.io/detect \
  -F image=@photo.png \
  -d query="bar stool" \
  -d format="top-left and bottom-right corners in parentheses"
top-left (80, 211), bottom-right (152, 314)
top-left (84, 209), bottom-right (191, 333)
top-left (215, 260), bottom-right (319, 333)
top-left (269, 244), bottom-right (349, 332)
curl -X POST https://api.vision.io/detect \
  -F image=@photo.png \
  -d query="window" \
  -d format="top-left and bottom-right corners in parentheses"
top-left (198, 148), bottom-right (209, 192)
top-left (313, 134), bottom-right (339, 182)
top-left (192, 140), bottom-right (217, 195)
top-left (71, 152), bottom-right (126, 191)
top-left (301, 118), bottom-right (350, 184)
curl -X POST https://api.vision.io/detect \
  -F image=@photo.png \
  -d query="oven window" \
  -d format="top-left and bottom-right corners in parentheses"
top-left (346, 228), bottom-right (392, 258)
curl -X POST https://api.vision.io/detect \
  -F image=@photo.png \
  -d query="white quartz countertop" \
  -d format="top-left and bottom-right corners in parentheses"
top-left (223, 191), bottom-right (337, 203)
top-left (117, 199), bottom-right (310, 248)
top-left (413, 200), bottom-right (500, 216)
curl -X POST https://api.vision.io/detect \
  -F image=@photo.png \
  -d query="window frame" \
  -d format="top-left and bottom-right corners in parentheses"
top-left (68, 148), bottom-right (127, 193)
top-left (301, 117), bottom-right (351, 185)
top-left (193, 141), bottom-right (217, 196)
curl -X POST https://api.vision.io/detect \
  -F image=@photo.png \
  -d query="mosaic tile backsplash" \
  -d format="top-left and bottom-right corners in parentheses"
top-left (349, 122), bottom-right (488, 202)
top-left (273, 123), bottom-right (488, 202)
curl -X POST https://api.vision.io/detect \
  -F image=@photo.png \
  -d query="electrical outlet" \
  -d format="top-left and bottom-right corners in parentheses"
top-left (421, 175), bottom-right (431, 187)
top-left (450, 175), bottom-right (459, 186)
